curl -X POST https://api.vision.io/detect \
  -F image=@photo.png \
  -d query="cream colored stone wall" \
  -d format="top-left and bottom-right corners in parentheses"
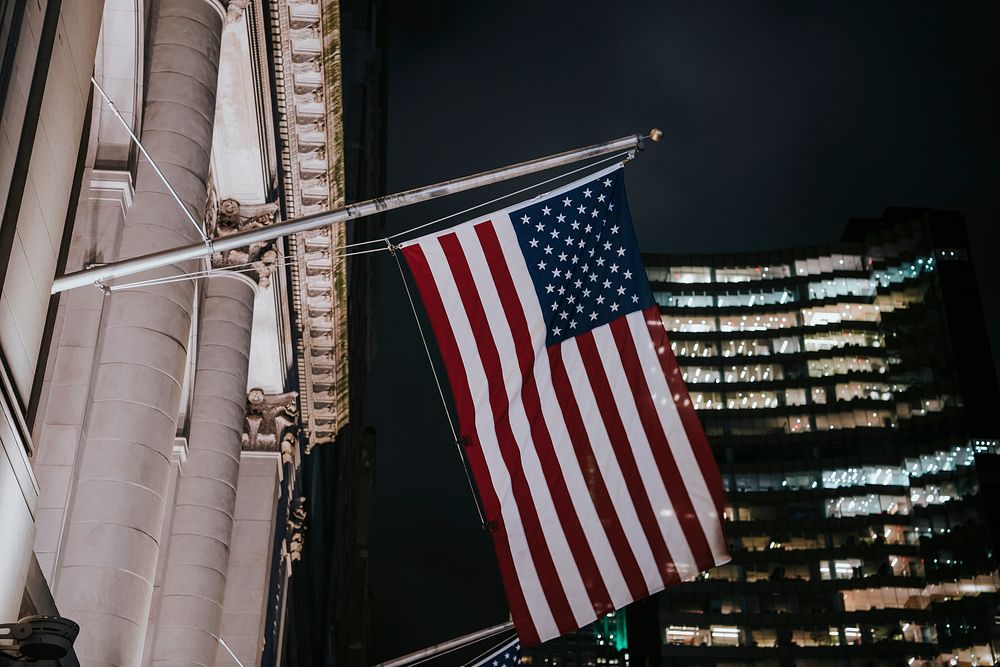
top-left (0, 0), bottom-right (103, 402)
top-left (31, 173), bottom-right (131, 581)
top-left (0, 0), bottom-right (104, 623)
top-left (0, 385), bottom-right (36, 621)
top-left (216, 453), bottom-right (281, 667)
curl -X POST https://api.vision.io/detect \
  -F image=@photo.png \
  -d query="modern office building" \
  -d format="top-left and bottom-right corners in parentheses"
top-left (522, 610), bottom-right (630, 666)
top-left (626, 208), bottom-right (1000, 667)
top-left (0, 0), bottom-right (373, 664)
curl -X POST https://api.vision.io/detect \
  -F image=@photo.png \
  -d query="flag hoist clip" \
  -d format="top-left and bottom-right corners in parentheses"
top-left (456, 436), bottom-right (497, 533)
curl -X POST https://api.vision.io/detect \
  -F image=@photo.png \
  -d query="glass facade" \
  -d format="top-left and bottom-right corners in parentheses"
top-left (523, 610), bottom-right (630, 666)
top-left (634, 209), bottom-right (1000, 667)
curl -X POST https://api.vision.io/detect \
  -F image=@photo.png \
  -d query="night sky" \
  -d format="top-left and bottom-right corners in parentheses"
top-left (366, 2), bottom-right (1000, 660)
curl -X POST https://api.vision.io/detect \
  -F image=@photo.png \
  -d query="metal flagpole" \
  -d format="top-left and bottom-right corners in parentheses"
top-left (371, 620), bottom-right (515, 667)
top-left (50, 129), bottom-right (663, 294)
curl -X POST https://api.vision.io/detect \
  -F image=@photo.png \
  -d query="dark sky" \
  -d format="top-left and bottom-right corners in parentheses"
top-left (366, 1), bottom-right (1000, 660)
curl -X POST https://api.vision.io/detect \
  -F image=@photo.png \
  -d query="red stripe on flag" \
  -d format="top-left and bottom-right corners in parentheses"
top-left (547, 346), bottom-right (650, 602)
top-left (476, 221), bottom-right (614, 617)
top-left (400, 243), bottom-right (539, 645)
top-left (609, 317), bottom-right (716, 574)
top-left (643, 307), bottom-right (728, 519)
top-left (574, 332), bottom-right (681, 587)
top-left (438, 232), bottom-right (578, 637)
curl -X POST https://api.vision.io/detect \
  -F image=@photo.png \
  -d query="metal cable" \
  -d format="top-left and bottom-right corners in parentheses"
top-left (346, 149), bottom-right (632, 250)
top-left (106, 155), bottom-right (632, 293)
top-left (389, 241), bottom-right (487, 527)
top-left (91, 76), bottom-right (210, 243)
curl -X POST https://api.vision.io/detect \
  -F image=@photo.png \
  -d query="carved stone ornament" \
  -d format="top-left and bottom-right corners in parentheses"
top-left (211, 198), bottom-right (281, 288)
top-left (225, 0), bottom-right (252, 23)
top-left (242, 389), bottom-right (300, 453)
top-left (287, 496), bottom-right (307, 562)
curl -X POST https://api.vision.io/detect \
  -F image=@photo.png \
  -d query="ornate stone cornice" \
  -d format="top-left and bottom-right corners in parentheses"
top-left (269, 0), bottom-right (349, 449)
top-left (242, 389), bottom-right (300, 456)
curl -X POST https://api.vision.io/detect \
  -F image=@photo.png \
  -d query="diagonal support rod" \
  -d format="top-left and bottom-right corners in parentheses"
top-left (51, 129), bottom-right (662, 293)
top-left (91, 76), bottom-right (210, 243)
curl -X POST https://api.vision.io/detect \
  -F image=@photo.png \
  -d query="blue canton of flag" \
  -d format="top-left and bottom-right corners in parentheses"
top-left (509, 168), bottom-right (654, 346)
top-left (469, 635), bottom-right (521, 667)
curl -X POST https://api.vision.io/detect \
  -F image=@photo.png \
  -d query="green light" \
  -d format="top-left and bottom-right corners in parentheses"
top-left (594, 610), bottom-right (628, 650)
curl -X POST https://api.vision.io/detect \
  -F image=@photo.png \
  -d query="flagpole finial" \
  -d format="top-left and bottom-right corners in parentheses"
top-left (649, 128), bottom-right (663, 142)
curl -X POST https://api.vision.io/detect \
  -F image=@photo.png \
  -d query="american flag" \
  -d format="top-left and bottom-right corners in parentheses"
top-left (469, 635), bottom-right (520, 667)
top-left (400, 165), bottom-right (730, 647)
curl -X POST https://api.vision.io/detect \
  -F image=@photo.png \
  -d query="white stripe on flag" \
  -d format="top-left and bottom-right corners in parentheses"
top-left (591, 321), bottom-right (700, 581)
top-left (626, 314), bottom-right (730, 564)
top-left (558, 338), bottom-right (665, 594)
top-left (420, 238), bottom-right (559, 640)
top-left (455, 220), bottom-right (596, 628)
top-left (492, 216), bottom-right (634, 610)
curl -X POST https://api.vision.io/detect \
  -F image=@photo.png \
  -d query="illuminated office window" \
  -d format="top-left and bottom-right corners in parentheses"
top-left (825, 494), bottom-right (910, 518)
top-left (808, 277), bottom-right (876, 300)
top-left (785, 387), bottom-right (807, 406)
top-left (662, 315), bottom-right (716, 332)
top-left (718, 289), bottom-right (795, 307)
top-left (672, 340), bottom-right (717, 357)
top-left (719, 312), bottom-right (794, 332)
top-left (709, 626), bottom-right (741, 647)
top-left (682, 366), bottom-right (722, 383)
top-left (720, 338), bottom-right (772, 357)
top-left (723, 364), bottom-right (782, 383)
top-left (690, 391), bottom-right (723, 411)
top-left (663, 266), bottom-right (712, 283)
top-left (816, 408), bottom-right (897, 430)
top-left (665, 626), bottom-right (703, 646)
top-left (804, 330), bottom-right (884, 350)
top-left (801, 303), bottom-right (881, 327)
top-left (787, 415), bottom-right (811, 433)
top-left (655, 292), bottom-right (713, 308)
top-left (716, 266), bottom-right (767, 282)
top-left (750, 629), bottom-right (777, 648)
top-left (910, 482), bottom-right (963, 507)
top-left (727, 390), bottom-right (778, 409)
top-left (771, 336), bottom-right (801, 354)
top-left (821, 465), bottom-right (909, 489)
top-left (808, 355), bottom-right (888, 377)
top-left (819, 558), bottom-right (863, 580)
top-left (835, 381), bottom-right (897, 401)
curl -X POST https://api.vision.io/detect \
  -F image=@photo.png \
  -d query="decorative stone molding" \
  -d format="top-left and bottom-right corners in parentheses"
top-left (269, 0), bottom-right (350, 447)
top-left (242, 389), bottom-right (300, 453)
top-left (226, 0), bottom-right (252, 23)
top-left (209, 198), bottom-right (281, 287)
top-left (287, 496), bottom-right (307, 561)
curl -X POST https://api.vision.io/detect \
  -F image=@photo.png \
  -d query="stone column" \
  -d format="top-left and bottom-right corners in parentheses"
top-left (151, 272), bottom-right (256, 665)
top-left (53, 1), bottom-right (226, 664)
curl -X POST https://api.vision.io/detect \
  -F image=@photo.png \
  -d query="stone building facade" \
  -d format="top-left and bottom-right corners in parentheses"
top-left (0, 0), bottom-right (370, 664)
